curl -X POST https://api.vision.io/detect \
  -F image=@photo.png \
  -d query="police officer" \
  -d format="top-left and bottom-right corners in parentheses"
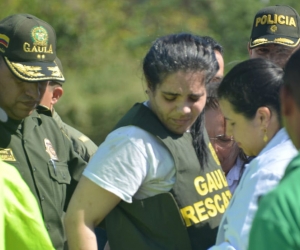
top-left (248, 5), bottom-right (300, 68)
top-left (37, 57), bottom-right (98, 162)
top-left (0, 14), bottom-right (87, 250)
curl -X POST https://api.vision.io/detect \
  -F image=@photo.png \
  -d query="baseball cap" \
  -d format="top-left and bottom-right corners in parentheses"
top-left (0, 13), bottom-right (65, 83)
top-left (249, 5), bottom-right (300, 48)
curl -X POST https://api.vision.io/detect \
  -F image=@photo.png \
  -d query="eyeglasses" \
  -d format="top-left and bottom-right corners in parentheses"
top-left (209, 134), bottom-right (234, 148)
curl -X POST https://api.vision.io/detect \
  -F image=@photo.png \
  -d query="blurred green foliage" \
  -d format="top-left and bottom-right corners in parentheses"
top-left (2, 0), bottom-right (300, 144)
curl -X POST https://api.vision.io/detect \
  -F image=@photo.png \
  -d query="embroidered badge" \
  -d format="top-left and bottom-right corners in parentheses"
top-left (208, 142), bottom-right (221, 165)
top-left (0, 148), bottom-right (16, 161)
top-left (252, 38), bottom-right (268, 45)
top-left (48, 66), bottom-right (62, 77)
top-left (274, 37), bottom-right (295, 44)
top-left (11, 62), bottom-right (44, 77)
top-left (44, 138), bottom-right (59, 161)
top-left (31, 26), bottom-right (48, 47)
top-left (270, 25), bottom-right (277, 33)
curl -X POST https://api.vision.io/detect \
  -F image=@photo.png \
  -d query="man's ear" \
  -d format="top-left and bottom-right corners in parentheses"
top-left (247, 42), bottom-right (252, 57)
top-left (280, 85), bottom-right (294, 117)
top-left (51, 86), bottom-right (63, 105)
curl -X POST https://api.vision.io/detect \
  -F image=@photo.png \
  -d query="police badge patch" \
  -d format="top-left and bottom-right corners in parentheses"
top-left (0, 148), bottom-right (16, 161)
top-left (31, 26), bottom-right (48, 47)
top-left (44, 138), bottom-right (59, 160)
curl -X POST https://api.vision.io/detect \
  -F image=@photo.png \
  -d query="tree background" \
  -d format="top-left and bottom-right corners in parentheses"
top-left (2, 0), bottom-right (300, 145)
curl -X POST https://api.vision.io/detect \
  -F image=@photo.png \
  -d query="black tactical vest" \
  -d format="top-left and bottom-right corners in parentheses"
top-left (105, 103), bottom-right (231, 250)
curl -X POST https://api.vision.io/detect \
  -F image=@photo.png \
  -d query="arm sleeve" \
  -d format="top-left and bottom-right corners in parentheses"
top-left (83, 129), bottom-right (149, 203)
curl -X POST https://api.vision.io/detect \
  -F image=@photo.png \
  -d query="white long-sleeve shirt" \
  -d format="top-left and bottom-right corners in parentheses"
top-left (208, 128), bottom-right (297, 250)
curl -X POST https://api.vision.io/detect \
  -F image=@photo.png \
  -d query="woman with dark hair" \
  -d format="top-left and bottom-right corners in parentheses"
top-left (209, 58), bottom-right (297, 250)
top-left (204, 82), bottom-right (249, 194)
top-left (64, 33), bottom-right (231, 250)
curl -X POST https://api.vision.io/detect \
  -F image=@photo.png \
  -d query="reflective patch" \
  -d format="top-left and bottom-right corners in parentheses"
top-left (0, 148), bottom-right (16, 161)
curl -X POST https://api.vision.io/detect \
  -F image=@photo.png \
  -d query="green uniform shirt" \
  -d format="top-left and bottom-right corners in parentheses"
top-left (249, 152), bottom-right (300, 250)
top-left (37, 106), bottom-right (98, 162)
top-left (0, 160), bottom-right (54, 250)
top-left (0, 110), bottom-right (87, 250)
top-left (52, 109), bottom-right (98, 162)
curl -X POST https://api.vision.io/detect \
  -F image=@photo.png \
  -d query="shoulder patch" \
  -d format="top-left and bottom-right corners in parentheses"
top-left (0, 148), bottom-right (16, 161)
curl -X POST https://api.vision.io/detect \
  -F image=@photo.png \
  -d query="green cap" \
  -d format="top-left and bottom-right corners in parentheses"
top-left (249, 5), bottom-right (300, 48)
top-left (0, 13), bottom-right (65, 83)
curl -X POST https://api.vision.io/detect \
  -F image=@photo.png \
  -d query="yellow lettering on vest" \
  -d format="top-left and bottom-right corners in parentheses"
top-left (194, 176), bottom-right (208, 196)
top-left (255, 17), bottom-right (261, 27)
top-left (289, 17), bottom-right (296, 27)
top-left (221, 191), bottom-right (230, 208)
top-left (217, 169), bottom-right (228, 187)
top-left (214, 194), bottom-right (225, 213)
top-left (205, 197), bottom-right (217, 217)
top-left (274, 14), bottom-right (278, 24)
top-left (278, 15), bottom-right (285, 24)
top-left (261, 15), bottom-right (267, 25)
top-left (23, 42), bottom-right (30, 52)
top-left (206, 172), bottom-right (218, 193)
top-left (180, 206), bottom-right (200, 227)
top-left (211, 171), bottom-right (223, 189)
top-left (194, 201), bottom-right (209, 222)
top-left (267, 14), bottom-right (274, 24)
top-left (286, 16), bottom-right (289, 25)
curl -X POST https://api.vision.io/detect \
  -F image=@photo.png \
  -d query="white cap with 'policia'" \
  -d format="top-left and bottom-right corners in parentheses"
top-left (0, 13), bottom-right (65, 83)
top-left (249, 5), bottom-right (300, 48)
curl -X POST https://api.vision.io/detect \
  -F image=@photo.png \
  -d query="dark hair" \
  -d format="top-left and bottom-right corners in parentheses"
top-left (190, 81), bottom-right (221, 167)
top-left (283, 48), bottom-right (300, 108)
top-left (143, 33), bottom-right (219, 91)
top-left (218, 58), bottom-right (283, 122)
top-left (205, 81), bottom-right (221, 110)
top-left (203, 36), bottom-right (223, 55)
top-left (143, 33), bottom-right (219, 167)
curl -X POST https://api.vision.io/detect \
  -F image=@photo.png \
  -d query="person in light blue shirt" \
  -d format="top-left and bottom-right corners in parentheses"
top-left (208, 58), bottom-right (297, 250)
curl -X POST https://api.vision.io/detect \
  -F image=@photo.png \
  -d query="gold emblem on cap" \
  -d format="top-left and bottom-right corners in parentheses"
top-left (31, 26), bottom-right (48, 46)
top-left (48, 66), bottom-right (63, 77)
top-left (252, 38), bottom-right (268, 45)
top-left (274, 38), bottom-right (295, 45)
top-left (270, 25), bottom-right (277, 33)
top-left (44, 138), bottom-right (59, 161)
top-left (11, 62), bottom-right (44, 77)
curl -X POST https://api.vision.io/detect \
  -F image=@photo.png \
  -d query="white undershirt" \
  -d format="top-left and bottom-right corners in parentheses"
top-left (83, 125), bottom-right (176, 203)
